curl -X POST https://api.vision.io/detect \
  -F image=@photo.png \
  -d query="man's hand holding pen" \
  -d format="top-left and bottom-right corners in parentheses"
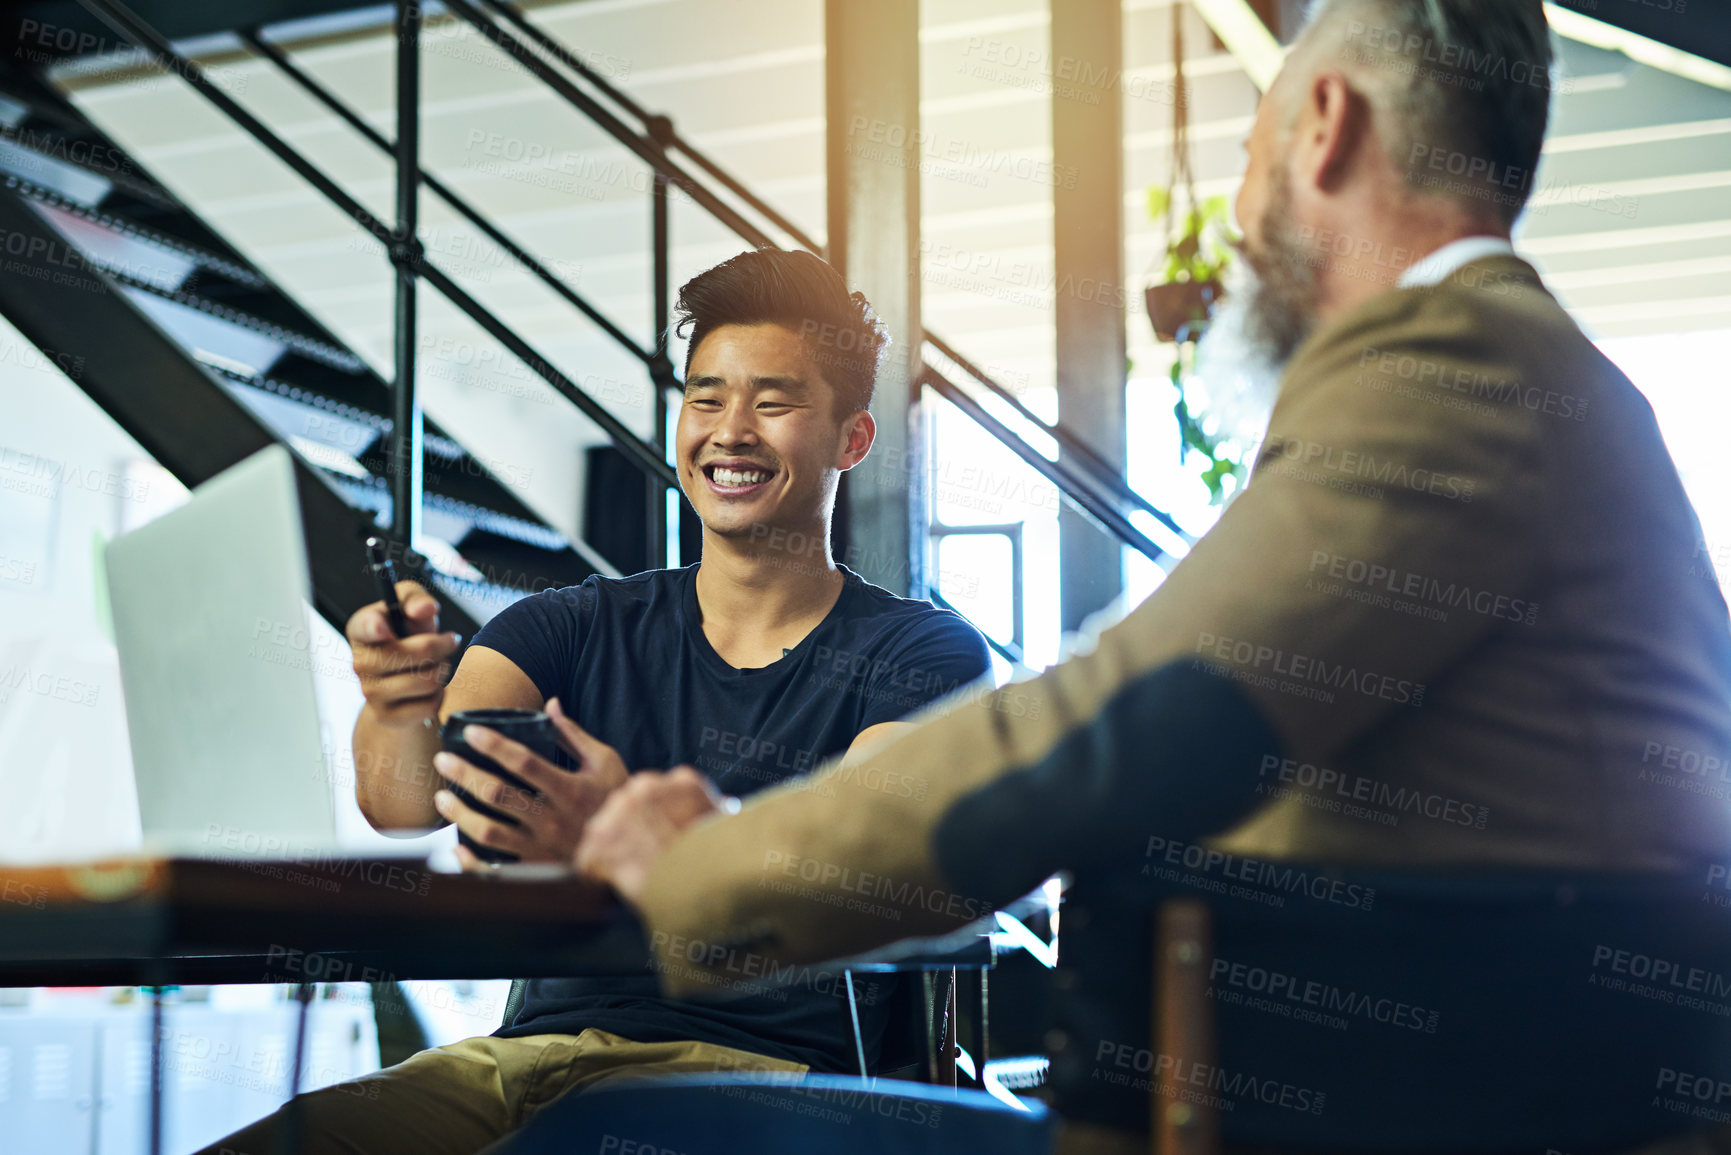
top-left (347, 577), bottom-right (461, 730)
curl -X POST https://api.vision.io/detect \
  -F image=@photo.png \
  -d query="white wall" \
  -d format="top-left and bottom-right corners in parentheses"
top-left (0, 313), bottom-right (450, 863)
top-left (0, 314), bottom-right (145, 862)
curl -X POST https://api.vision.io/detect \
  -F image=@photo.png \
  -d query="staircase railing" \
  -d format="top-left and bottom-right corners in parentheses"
top-left (440, 0), bottom-right (1188, 569)
top-left (76, 0), bottom-right (677, 497)
top-left (71, 0), bottom-right (1191, 667)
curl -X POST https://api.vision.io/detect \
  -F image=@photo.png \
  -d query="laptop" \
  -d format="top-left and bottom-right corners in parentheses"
top-left (105, 444), bottom-right (411, 860)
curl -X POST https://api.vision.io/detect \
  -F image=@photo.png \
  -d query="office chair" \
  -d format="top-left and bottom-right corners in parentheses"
top-left (1053, 866), bottom-right (1731, 1154)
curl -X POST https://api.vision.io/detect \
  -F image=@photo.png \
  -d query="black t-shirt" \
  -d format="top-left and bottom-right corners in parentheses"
top-left (469, 563), bottom-right (992, 1072)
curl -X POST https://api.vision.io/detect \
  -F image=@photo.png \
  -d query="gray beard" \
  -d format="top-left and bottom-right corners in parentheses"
top-left (1191, 258), bottom-right (1295, 450)
top-left (1191, 181), bottom-right (1320, 450)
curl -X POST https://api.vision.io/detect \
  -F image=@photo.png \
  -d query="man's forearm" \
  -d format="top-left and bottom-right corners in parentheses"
top-left (353, 704), bottom-right (446, 831)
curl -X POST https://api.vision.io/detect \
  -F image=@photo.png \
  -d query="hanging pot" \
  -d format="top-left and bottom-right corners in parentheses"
top-left (1145, 278), bottom-right (1222, 343)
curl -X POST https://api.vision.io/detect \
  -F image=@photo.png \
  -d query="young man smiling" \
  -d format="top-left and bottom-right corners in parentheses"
top-left (200, 248), bottom-right (991, 1155)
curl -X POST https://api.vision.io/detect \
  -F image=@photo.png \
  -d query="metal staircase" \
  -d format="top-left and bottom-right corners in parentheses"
top-left (0, 61), bottom-right (614, 638)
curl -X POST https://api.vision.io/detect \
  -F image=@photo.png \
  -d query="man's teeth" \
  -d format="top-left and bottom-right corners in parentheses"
top-left (712, 467), bottom-right (771, 487)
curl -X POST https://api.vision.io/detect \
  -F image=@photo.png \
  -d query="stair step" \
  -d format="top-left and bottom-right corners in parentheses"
top-left (7, 177), bottom-right (267, 287)
top-left (0, 119), bottom-right (180, 209)
top-left (110, 270), bottom-right (366, 372)
top-left (329, 474), bottom-right (573, 554)
top-left (204, 360), bottom-right (387, 432)
top-left (211, 372), bottom-right (560, 539)
top-left (31, 196), bottom-right (198, 291)
top-left (0, 57), bottom-right (628, 610)
top-left (429, 574), bottom-right (532, 626)
top-left (220, 375), bottom-right (384, 455)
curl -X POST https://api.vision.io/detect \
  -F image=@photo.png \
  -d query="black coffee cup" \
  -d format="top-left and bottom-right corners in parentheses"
top-left (440, 708), bottom-right (570, 864)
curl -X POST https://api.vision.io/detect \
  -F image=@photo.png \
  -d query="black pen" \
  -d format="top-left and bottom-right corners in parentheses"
top-left (365, 536), bottom-right (409, 638)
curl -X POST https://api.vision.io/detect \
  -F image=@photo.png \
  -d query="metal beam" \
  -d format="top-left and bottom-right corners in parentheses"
top-left (1053, 0), bottom-right (1129, 630)
top-left (1544, 3), bottom-right (1731, 92)
top-left (826, 0), bottom-right (923, 597)
top-left (390, 0), bottom-right (422, 546)
top-left (649, 172), bottom-right (671, 567)
top-left (1191, 0), bottom-right (1287, 91)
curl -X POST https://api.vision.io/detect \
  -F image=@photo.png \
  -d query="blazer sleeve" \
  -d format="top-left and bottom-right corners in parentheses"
top-left (637, 288), bottom-right (1549, 993)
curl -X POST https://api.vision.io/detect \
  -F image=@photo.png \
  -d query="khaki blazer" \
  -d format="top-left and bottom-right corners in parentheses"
top-left (637, 255), bottom-right (1731, 993)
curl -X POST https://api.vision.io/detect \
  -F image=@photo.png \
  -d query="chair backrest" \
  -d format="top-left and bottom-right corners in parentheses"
top-left (500, 977), bottom-right (526, 1031)
top-left (847, 933), bottom-right (996, 1080)
top-left (1054, 867), bottom-right (1731, 1153)
top-left (874, 970), bottom-right (954, 1080)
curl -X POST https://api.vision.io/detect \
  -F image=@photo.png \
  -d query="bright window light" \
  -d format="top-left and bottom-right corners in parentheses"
top-left (1596, 329), bottom-right (1731, 597)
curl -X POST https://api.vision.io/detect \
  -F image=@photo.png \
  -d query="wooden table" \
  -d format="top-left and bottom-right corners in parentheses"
top-left (0, 855), bottom-right (1025, 1152)
top-left (0, 855), bottom-right (645, 1155)
top-left (0, 854), bottom-right (645, 987)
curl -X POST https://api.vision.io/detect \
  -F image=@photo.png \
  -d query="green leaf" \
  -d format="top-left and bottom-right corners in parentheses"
top-left (1147, 187), bottom-right (1170, 220)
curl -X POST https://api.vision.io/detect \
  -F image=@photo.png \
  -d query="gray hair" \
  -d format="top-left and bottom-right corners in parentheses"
top-left (1300, 0), bottom-right (1553, 226)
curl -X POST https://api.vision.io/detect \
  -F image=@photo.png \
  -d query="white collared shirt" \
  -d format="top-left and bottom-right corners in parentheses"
top-left (1397, 236), bottom-right (1517, 289)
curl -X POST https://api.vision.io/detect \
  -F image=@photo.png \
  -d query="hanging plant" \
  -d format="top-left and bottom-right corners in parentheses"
top-left (1144, 188), bottom-right (1234, 342)
top-left (1141, 2), bottom-right (1246, 505)
top-left (1167, 329), bottom-right (1247, 503)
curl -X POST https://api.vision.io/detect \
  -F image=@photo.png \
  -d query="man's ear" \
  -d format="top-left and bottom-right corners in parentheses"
top-left (838, 409), bottom-right (875, 471)
top-left (1296, 71), bottom-right (1368, 194)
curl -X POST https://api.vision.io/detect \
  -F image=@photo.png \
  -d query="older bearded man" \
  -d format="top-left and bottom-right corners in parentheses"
top-left (577, 1), bottom-right (1731, 1149)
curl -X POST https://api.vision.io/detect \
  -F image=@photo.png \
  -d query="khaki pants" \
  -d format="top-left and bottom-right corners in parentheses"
top-left (196, 1028), bottom-right (808, 1155)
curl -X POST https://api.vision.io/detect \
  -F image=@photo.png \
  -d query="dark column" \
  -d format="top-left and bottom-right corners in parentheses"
top-left (649, 171), bottom-right (671, 568)
top-left (825, 0), bottom-right (923, 597)
top-left (391, 0), bottom-right (423, 546)
top-left (1053, 0), bottom-right (1127, 629)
